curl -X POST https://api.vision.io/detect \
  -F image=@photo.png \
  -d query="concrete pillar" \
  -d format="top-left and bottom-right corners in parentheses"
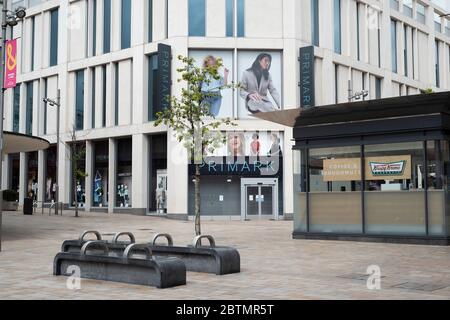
top-left (108, 138), bottom-right (117, 213)
top-left (2, 155), bottom-right (10, 190)
top-left (132, 134), bottom-right (149, 214)
top-left (18, 153), bottom-right (27, 206)
top-left (166, 130), bottom-right (188, 219)
top-left (37, 150), bottom-right (45, 207)
top-left (58, 141), bottom-right (71, 208)
top-left (85, 141), bottom-right (94, 211)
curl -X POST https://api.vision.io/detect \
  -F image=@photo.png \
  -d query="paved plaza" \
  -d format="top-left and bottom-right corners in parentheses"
top-left (0, 211), bottom-right (449, 300)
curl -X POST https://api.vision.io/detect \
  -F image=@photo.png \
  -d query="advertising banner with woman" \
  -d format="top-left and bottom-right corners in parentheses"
top-left (189, 50), bottom-right (234, 118)
top-left (238, 51), bottom-right (282, 119)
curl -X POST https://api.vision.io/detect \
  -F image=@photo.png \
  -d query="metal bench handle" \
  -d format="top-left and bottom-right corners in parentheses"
top-left (192, 235), bottom-right (216, 248)
top-left (124, 243), bottom-right (152, 259)
top-left (81, 241), bottom-right (109, 255)
top-left (151, 233), bottom-right (174, 246)
top-left (79, 230), bottom-right (102, 242)
top-left (112, 232), bottom-right (136, 244)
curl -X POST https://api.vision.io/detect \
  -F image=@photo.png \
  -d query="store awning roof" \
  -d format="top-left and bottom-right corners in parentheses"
top-left (252, 91), bottom-right (450, 127)
top-left (3, 131), bottom-right (50, 154)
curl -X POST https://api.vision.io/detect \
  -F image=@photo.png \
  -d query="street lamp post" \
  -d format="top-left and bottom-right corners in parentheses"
top-left (347, 80), bottom-right (369, 102)
top-left (0, 0), bottom-right (26, 252)
top-left (43, 90), bottom-right (61, 215)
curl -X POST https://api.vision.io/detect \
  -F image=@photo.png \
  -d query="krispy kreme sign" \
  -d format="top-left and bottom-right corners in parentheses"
top-left (323, 155), bottom-right (411, 181)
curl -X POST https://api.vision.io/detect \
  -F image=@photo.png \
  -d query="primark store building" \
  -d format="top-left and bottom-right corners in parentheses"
top-left (3, 0), bottom-right (450, 234)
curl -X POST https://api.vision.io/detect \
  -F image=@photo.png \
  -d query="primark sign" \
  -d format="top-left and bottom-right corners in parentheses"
top-left (299, 46), bottom-right (315, 108)
top-left (190, 156), bottom-right (283, 177)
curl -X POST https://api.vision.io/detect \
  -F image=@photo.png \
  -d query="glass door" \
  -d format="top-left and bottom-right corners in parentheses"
top-left (245, 185), bottom-right (274, 219)
top-left (260, 186), bottom-right (274, 216)
top-left (246, 186), bottom-right (260, 219)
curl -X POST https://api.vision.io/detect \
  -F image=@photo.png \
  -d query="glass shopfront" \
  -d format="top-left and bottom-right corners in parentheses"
top-left (27, 152), bottom-right (38, 200)
top-left (116, 138), bottom-right (132, 208)
top-left (188, 131), bottom-right (284, 219)
top-left (149, 134), bottom-right (167, 213)
top-left (93, 140), bottom-right (108, 207)
top-left (10, 153), bottom-right (20, 193)
top-left (293, 140), bottom-right (450, 238)
top-left (44, 146), bottom-right (57, 203)
top-left (70, 142), bottom-right (86, 207)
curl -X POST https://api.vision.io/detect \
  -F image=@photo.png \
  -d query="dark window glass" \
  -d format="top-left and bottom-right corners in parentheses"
top-left (114, 63), bottom-right (119, 125)
top-left (226, 0), bottom-right (234, 37)
top-left (31, 16), bottom-right (35, 70)
top-left (188, 0), bottom-right (205, 36)
top-left (26, 82), bottom-right (33, 135)
top-left (148, 0), bottom-right (153, 42)
top-left (356, 3), bottom-right (360, 60)
top-left (391, 19), bottom-right (397, 73)
top-left (435, 40), bottom-right (440, 87)
top-left (93, 0), bottom-right (97, 55)
top-left (91, 70), bottom-right (96, 129)
top-left (50, 9), bottom-right (58, 66)
top-left (237, 0), bottom-right (245, 37)
top-left (404, 25), bottom-right (408, 76)
top-left (334, 0), bottom-right (341, 54)
top-left (102, 65), bottom-right (106, 127)
top-left (121, 0), bottom-right (131, 49)
top-left (311, 0), bottom-right (319, 46)
top-left (75, 70), bottom-right (85, 131)
top-left (43, 79), bottom-right (47, 135)
top-left (103, 0), bottom-right (111, 53)
top-left (148, 54), bottom-right (158, 121)
top-left (375, 77), bottom-right (381, 99)
top-left (13, 85), bottom-right (20, 133)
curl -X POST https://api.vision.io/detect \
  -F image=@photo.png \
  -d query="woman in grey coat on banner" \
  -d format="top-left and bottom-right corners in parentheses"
top-left (239, 53), bottom-right (281, 113)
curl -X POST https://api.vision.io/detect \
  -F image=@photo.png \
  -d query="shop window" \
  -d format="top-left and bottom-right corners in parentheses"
top-left (10, 154), bottom-right (20, 193)
top-left (308, 146), bottom-right (362, 233)
top-left (44, 146), bottom-right (57, 203)
top-left (427, 141), bottom-right (448, 236)
top-left (93, 141), bottom-right (108, 207)
top-left (70, 142), bottom-right (86, 207)
top-left (27, 152), bottom-right (38, 201)
top-left (293, 149), bottom-right (307, 232)
top-left (364, 142), bottom-right (426, 235)
top-left (116, 138), bottom-right (132, 208)
top-left (149, 134), bottom-right (167, 212)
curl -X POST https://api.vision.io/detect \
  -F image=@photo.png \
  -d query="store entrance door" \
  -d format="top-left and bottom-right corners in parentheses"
top-left (241, 178), bottom-right (279, 220)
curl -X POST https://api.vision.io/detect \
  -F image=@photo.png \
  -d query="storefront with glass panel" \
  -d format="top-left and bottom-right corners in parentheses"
top-left (261, 92), bottom-right (450, 245)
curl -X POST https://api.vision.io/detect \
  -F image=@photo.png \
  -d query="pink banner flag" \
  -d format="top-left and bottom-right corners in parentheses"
top-left (4, 39), bottom-right (17, 89)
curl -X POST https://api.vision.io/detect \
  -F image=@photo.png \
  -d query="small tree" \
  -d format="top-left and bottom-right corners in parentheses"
top-left (67, 126), bottom-right (88, 217)
top-left (154, 55), bottom-right (238, 235)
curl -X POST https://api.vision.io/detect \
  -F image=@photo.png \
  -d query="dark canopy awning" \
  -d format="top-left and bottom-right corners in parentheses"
top-left (253, 92), bottom-right (450, 127)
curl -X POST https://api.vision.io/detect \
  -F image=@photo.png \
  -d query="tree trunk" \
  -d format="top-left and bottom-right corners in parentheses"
top-left (194, 164), bottom-right (201, 236)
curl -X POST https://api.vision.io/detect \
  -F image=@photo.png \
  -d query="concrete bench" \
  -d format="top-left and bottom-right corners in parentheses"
top-left (62, 231), bottom-right (240, 275)
top-left (54, 237), bottom-right (186, 289)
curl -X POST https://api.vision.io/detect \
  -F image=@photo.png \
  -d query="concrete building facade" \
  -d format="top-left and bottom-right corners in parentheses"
top-left (2, 0), bottom-right (450, 220)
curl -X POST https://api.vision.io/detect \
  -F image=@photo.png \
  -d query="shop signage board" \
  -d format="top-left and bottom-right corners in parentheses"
top-left (365, 155), bottom-right (411, 181)
top-left (299, 46), bottom-right (315, 108)
top-left (323, 158), bottom-right (361, 181)
top-left (156, 44), bottom-right (171, 112)
top-left (323, 156), bottom-right (411, 181)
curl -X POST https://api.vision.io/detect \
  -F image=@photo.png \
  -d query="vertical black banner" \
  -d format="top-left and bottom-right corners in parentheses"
top-left (157, 43), bottom-right (172, 112)
top-left (299, 46), bottom-right (315, 108)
